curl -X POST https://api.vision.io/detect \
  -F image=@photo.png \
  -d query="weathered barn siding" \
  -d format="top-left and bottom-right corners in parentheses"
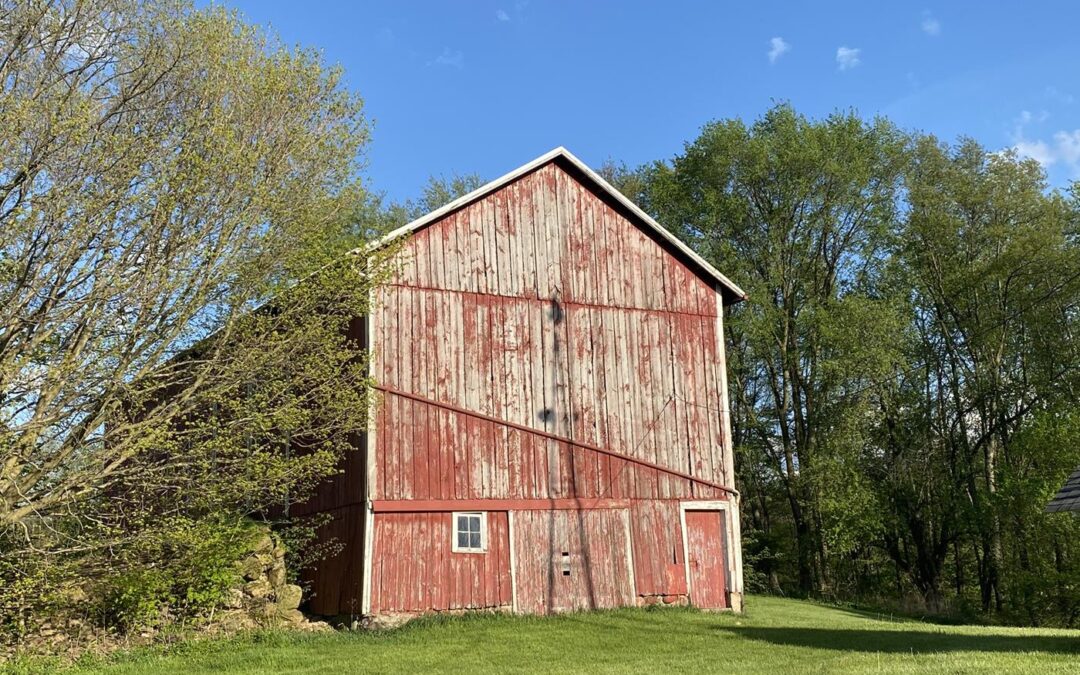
top-left (630, 499), bottom-right (688, 598)
top-left (685, 509), bottom-right (730, 609)
top-left (372, 162), bottom-right (730, 502)
top-left (511, 508), bottom-right (635, 614)
top-left (362, 158), bottom-right (738, 614)
top-left (370, 512), bottom-right (512, 613)
top-left (297, 151), bottom-right (743, 618)
top-left (301, 503), bottom-right (366, 616)
top-left (289, 318), bottom-right (367, 616)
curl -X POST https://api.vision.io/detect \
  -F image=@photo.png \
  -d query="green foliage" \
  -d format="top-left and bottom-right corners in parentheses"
top-left (0, 540), bottom-right (78, 639)
top-left (0, 0), bottom-right (387, 646)
top-left (332, 173), bottom-right (486, 249)
top-left (632, 103), bottom-right (1080, 625)
top-left (97, 518), bottom-right (253, 631)
top-left (273, 513), bottom-right (343, 587)
top-left (739, 529), bottom-right (784, 594)
top-left (641, 103), bottom-right (910, 594)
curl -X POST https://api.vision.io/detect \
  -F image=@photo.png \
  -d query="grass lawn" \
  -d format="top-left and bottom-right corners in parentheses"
top-left (54, 596), bottom-right (1080, 674)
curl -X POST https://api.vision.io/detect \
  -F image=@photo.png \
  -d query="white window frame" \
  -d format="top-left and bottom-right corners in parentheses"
top-left (452, 511), bottom-right (487, 553)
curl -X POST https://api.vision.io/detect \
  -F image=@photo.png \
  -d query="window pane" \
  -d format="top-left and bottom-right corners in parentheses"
top-left (457, 515), bottom-right (468, 532)
top-left (458, 532), bottom-right (469, 549)
top-left (470, 516), bottom-right (481, 533)
top-left (470, 532), bottom-right (482, 549)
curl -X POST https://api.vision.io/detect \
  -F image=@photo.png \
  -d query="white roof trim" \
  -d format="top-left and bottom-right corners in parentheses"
top-left (360, 147), bottom-right (747, 303)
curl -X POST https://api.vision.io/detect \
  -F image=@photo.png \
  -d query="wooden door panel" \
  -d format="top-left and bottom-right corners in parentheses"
top-left (511, 509), bottom-right (634, 614)
top-left (685, 510), bottom-right (729, 609)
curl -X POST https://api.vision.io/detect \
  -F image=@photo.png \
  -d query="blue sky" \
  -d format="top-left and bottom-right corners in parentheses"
top-left (218, 1), bottom-right (1080, 202)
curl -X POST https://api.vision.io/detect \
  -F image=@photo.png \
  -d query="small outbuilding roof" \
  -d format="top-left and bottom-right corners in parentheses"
top-left (1047, 466), bottom-right (1080, 513)
top-left (360, 147), bottom-right (748, 305)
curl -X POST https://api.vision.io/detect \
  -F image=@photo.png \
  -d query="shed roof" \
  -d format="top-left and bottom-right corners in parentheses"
top-left (1047, 466), bottom-right (1080, 513)
top-left (362, 147), bottom-right (747, 305)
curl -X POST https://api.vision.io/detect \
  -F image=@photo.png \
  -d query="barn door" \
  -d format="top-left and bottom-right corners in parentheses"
top-left (685, 510), bottom-right (729, 609)
top-left (511, 509), bottom-right (635, 614)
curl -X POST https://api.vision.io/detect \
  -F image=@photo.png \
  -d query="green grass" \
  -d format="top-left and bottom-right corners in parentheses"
top-left (47, 596), bottom-right (1080, 674)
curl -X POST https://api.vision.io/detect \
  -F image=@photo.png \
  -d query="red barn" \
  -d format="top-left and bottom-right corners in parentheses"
top-left (295, 148), bottom-right (747, 621)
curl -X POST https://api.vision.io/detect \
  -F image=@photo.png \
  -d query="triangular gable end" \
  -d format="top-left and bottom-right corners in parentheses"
top-left (362, 147), bottom-right (747, 306)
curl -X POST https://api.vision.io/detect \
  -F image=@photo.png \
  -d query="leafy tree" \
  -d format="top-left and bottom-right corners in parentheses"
top-left (640, 104), bottom-right (908, 594)
top-left (633, 107), bottom-right (1080, 624)
top-left (885, 138), bottom-right (1080, 616)
top-left (341, 173), bottom-right (486, 245)
top-left (0, 0), bottom-right (387, 630)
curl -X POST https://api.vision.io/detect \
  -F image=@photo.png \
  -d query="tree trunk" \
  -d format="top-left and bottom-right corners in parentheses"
top-left (983, 435), bottom-right (1004, 613)
top-left (785, 488), bottom-right (814, 593)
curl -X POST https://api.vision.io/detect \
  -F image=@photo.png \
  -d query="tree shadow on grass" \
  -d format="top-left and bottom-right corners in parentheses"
top-left (797, 602), bottom-right (980, 626)
top-left (717, 627), bottom-right (1080, 655)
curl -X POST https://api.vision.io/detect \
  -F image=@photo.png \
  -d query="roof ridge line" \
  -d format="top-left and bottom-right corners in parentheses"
top-left (356, 147), bottom-right (747, 304)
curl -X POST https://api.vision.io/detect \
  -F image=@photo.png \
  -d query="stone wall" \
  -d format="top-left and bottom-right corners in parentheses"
top-left (220, 529), bottom-right (327, 632)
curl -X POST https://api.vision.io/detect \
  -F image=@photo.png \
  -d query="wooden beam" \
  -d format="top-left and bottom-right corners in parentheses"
top-left (372, 498), bottom-right (631, 513)
top-left (374, 384), bottom-right (739, 498)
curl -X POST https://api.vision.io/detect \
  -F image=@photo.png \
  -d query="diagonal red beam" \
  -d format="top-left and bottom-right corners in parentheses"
top-left (374, 384), bottom-right (739, 498)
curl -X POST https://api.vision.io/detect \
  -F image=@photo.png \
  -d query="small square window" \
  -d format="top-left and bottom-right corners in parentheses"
top-left (452, 512), bottom-right (486, 553)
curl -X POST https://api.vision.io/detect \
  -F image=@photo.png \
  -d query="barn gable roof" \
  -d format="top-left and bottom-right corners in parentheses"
top-left (1047, 466), bottom-right (1080, 513)
top-left (364, 147), bottom-right (747, 305)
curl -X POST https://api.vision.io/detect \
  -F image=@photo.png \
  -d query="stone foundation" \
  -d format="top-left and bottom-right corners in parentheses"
top-left (220, 529), bottom-right (329, 632)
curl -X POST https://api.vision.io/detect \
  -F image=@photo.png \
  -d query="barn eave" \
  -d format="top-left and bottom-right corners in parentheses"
top-left (355, 147), bottom-right (748, 306)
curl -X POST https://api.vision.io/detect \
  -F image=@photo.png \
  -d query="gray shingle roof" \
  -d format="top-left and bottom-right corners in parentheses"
top-left (1047, 466), bottom-right (1080, 513)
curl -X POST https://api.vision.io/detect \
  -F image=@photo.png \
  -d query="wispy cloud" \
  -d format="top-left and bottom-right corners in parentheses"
top-left (1045, 86), bottom-right (1076, 105)
top-left (767, 37), bottom-right (790, 64)
top-left (1019, 109), bottom-right (1051, 125)
top-left (921, 11), bottom-right (941, 36)
top-left (836, 46), bottom-right (861, 71)
top-left (497, 1), bottom-right (529, 23)
top-left (1013, 138), bottom-right (1055, 166)
top-left (429, 47), bottom-right (464, 69)
top-left (1010, 110), bottom-right (1080, 174)
top-left (1054, 130), bottom-right (1080, 167)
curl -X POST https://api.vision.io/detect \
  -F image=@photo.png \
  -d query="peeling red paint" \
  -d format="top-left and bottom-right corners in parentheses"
top-left (299, 158), bottom-right (739, 618)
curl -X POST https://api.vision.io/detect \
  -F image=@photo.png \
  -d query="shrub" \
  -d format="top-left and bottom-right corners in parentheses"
top-left (94, 517), bottom-right (256, 631)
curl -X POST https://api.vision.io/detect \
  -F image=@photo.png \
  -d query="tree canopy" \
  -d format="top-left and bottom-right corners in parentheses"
top-left (628, 104), bottom-right (1080, 625)
top-left (0, 0), bottom-right (387, 633)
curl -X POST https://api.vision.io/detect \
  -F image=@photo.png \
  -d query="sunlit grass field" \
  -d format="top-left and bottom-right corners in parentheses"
top-left (39, 595), bottom-right (1080, 674)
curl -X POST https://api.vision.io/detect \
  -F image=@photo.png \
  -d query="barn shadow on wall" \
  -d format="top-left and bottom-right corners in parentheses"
top-left (715, 627), bottom-right (1080, 655)
top-left (541, 291), bottom-right (599, 614)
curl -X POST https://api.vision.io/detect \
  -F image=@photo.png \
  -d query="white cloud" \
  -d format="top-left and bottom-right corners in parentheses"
top-left (921, 12), bottom-right (941, 36)
top-left (767, 37), bottom-right (790, 64)
top-left (1054, 129), bottom-right (1080, 166)
top-left (836, 46), bottom-right (861, 71)
top-left (1018, 109), bottom-right (1050, 125)
top-left (1013, 138), bottom-right (1055, 166)
top-left (429, 47), bottom-right (464, 69)
top-left (496, 9), bottom-right (510, 22)
top-left (1010, 110), bottom-right (1080, 173)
